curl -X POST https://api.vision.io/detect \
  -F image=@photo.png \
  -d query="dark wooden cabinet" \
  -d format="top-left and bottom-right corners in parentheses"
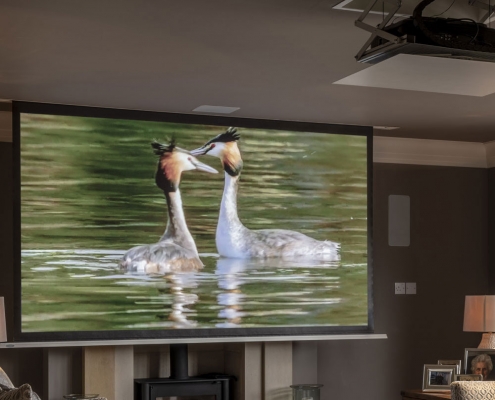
top-left (401, 389), bottom-right (451, 400)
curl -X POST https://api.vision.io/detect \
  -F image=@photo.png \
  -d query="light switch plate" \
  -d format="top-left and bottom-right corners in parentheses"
top-left (395, 282), bottom-right (406, 294)
top-left (406, 282), bottom-right (416, 294)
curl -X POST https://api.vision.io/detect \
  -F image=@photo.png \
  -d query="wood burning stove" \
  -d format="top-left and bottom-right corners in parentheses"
top-left (134, 344), bottom-right (235, 400)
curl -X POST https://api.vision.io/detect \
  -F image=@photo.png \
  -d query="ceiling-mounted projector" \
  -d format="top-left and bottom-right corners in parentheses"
top-left (355, 0), bottom-right (495, 63)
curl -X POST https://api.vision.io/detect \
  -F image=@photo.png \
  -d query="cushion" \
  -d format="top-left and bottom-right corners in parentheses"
top-left (0, 383), bottom-right (34, 400)
top-left (29, 390), bottom-right (40, 400)
top-left (451, 381), bottom-right (495, 400)
top-left (0, 369), bottom-right (13, 389)
top-left (0, 369), bottom-right (41, 400)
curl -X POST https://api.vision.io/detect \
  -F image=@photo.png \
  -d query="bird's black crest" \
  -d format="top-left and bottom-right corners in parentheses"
top-left (205, 127), bottom-right (240, 146)
top-left (151, 138), bottom-right (176, 155)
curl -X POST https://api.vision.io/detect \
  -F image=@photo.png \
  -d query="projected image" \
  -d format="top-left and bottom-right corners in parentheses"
top-left (20, 113), bottom-right (368, 334)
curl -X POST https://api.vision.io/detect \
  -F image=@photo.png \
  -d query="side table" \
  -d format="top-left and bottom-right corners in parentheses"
top-left (401, 389), bottom-right (451, 400)
top-left (63, 398), bottom-right (107, 400)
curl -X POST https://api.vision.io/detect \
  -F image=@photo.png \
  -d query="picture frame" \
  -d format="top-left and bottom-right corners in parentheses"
top-left (454, 374), bottom-right (483, 381)
top-left (464, 348), bottom-right (495, 381)
top-left (423, 364), bottom-right (457, 391)
top-left (438, 359), bottom-right (462, 374)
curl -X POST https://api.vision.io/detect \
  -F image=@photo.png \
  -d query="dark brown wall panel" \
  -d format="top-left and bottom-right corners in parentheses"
top-left (0, 142), bottom-right (13, 338)
top-left (317, 163), bottom-right (489, 400)
top-left (488, 167), bottom-right (495, 294)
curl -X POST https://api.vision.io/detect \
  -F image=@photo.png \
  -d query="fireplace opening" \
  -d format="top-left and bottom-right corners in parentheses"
top-left (157, 397), bottom-right (215, 400)
top-left (134, 344), bottom-right (235, 400)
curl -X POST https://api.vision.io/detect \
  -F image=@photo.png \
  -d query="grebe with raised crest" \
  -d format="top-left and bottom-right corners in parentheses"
top-left (189, 128), bottom-right (340, 260)
top-left (119, 140), bottom-right (218, 274)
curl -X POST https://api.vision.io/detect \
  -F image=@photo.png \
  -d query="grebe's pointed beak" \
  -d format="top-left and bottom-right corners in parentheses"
top-left (192, 158), bottom-right (218, 174)
top-left (189, 145), bottom-right (210, 157)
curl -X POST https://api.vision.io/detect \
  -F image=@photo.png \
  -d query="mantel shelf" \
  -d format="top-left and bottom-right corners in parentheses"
top-left (0, 333), bottom-right (387, 348)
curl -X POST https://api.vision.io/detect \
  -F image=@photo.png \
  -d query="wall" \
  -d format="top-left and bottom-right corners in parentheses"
top-left (488, 168), bottom-right (495, 294)
top-left (316, 163), bottom-right (489, 400)
top-left (0, 142), bottom-right (13, 321)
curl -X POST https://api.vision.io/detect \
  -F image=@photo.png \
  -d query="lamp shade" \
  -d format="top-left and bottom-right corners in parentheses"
top-left (0, 297), bottom-right (6, 342)
top-left (464, 296), bottom-right (495, 332)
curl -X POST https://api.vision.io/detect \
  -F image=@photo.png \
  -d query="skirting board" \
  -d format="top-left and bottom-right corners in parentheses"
top-left (0, 334), bottom-right (387, 348)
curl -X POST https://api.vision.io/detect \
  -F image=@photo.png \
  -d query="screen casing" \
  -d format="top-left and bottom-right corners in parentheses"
top-left (13, 101), bottom-right (373, 342)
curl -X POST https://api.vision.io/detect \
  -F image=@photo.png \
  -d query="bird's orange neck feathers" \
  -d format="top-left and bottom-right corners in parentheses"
top-left (156, 153), bottom-right (181, 191)
top-left (222, 142), bottom-right (243, 177)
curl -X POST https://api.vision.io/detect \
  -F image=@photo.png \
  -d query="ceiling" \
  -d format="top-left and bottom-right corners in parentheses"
top-left (1, 0), bottom-right (495, 142)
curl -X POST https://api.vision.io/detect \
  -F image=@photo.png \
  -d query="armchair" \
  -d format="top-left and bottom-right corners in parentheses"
top-left (0, 367), bottom-right (41, 400)
top-left (451, 381), bottom-right (495, 400)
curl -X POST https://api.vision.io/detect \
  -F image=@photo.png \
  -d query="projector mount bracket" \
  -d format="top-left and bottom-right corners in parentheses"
top-left (355, 0), bottom-right (404, 61)
top-left (469, 0), bottom-right (495, 24)
top-left (354, 0), bottom-right (495, 62)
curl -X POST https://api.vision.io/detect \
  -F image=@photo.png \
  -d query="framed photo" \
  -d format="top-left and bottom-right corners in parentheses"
top-left (423, 364), bottom-right (457, 391)
top-left (464, 348), bottom-right (495, 381)
top-left (438, 359), bottom-right (462, 374)
top-left (454, 374), bottom-right (483, 381)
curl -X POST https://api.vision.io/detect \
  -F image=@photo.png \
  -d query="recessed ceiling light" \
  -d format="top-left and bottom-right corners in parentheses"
top-left (374, 126), bottom-right (400, 130)
top-left (192, 105), bottom-right (240, 114)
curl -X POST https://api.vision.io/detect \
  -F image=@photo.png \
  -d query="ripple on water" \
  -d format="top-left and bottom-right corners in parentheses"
top-left (20, 249), bottom-right (366, 332)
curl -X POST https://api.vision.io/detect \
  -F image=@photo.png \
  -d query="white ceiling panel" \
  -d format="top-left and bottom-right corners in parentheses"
top-left (334, 54), bottom-right (495, 97)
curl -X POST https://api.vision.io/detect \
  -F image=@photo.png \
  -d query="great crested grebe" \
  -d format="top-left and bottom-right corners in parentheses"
top-left (120, 140), bottom-right (218, 274)
top-left (189, 128), bottom-right (340, 260)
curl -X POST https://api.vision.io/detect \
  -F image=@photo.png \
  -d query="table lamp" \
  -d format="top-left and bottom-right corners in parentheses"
top-left (0, 297), bottom-right (6, 342)
top-left (464, 295), bottom-right (495, 349)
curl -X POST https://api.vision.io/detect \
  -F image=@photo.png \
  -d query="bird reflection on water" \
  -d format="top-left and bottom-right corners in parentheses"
top-left (159, 272), bottom-right (199, 329)
top-left (153, 255), bottom-right (341, 329)
top-left (214, 256), bottom-right (340, 327)
top-left (216, 258), bottom-right (248, 327)
top-left (21, 249), bottom-right (344, 331)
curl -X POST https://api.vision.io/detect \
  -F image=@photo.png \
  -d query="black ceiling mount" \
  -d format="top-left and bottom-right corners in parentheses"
top-left (355, 0), bottom-right (495, 63)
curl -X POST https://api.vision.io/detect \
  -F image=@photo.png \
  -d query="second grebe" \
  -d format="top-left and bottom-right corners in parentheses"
top-left (120, 140), bottom-right (218, 274)
top-left (189, 128), bottom-right (340, 260)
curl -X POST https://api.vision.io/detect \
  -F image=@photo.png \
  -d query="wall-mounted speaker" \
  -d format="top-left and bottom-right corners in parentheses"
top-left (388, 195), bottom-right (410, 247)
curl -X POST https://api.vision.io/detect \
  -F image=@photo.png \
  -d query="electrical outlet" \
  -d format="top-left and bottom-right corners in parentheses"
top-left (395, 282), bottom-right (406, 295)
top-left (406, 282), bottom-right (416, 294)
